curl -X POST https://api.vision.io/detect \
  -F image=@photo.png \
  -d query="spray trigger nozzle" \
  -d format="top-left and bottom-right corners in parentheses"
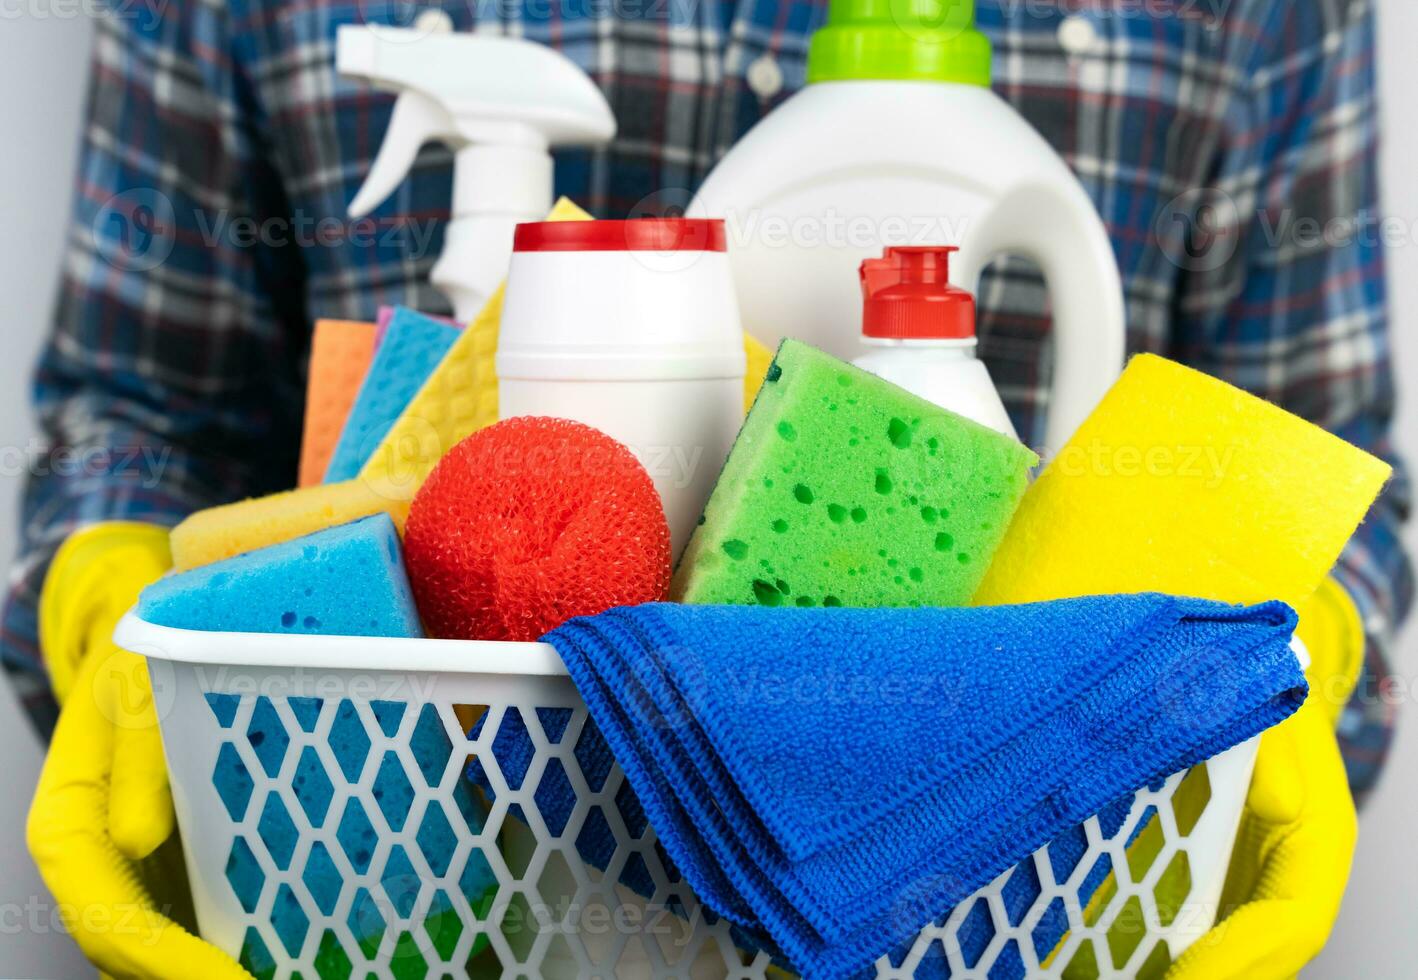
top-left (336, 23), bottom-right (616, 317)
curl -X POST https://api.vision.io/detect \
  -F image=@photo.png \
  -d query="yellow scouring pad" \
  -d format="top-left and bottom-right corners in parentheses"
top-left (974, 354), bottom-right (1391, 610)
top-left (169, 480), bottom-right (393, 572)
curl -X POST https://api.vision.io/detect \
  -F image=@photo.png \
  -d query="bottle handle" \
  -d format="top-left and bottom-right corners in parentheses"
top-left (955, 181), bottom-right (1126, 457)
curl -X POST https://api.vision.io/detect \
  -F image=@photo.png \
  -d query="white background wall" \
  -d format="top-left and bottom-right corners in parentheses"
top-left (1308, 0), bottom-right (1418, 974)
top-left (0, 7), bottom-right (98, 979)
top-left (0, 3), bottom-right (1414, 978)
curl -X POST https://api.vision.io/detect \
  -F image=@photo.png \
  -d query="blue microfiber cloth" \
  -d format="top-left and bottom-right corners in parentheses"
top-left (139, 514), bottom-right (423, 638)
top-left (323, 306), bottom-right (460, 483)
top-left (502, 595), bottom-right (1303, 979)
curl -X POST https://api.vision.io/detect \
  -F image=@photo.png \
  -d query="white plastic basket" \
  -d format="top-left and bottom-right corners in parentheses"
top-left (115, 612), bottom-right (1266, 979)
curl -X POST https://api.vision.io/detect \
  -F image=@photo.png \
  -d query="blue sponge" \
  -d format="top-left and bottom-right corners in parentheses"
top-left (323, 307), bottom-right (461, 483)
top-left (139, 514), bottom-right (424, 637)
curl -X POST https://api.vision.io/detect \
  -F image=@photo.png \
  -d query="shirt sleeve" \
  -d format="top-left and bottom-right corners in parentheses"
top-left (1169, 0), bottom-right (1411, 798)
top-left (2, 5), bottom-right (309, 737)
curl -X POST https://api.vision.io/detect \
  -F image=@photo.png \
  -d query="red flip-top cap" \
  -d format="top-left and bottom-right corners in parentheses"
top-left (514, 218), bottom-right (727, 253)
top-left (860, 246), bottom-right (975, 340)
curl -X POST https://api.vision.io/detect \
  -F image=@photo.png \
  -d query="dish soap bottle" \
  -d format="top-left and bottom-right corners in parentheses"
top-left (853, 246), bottom-right (1016, 439)
top-left (690, 0), bottom-right (1124, 454)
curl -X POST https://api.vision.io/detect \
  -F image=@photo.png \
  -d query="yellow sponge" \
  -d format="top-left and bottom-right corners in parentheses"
top-left (744, 331), bottom-right (774, 414)
top-left (974, 354), bottom-right (1391, 610)
top-left (298, 320), bottom-right (377, 488)
top-left (169, 480), bottom-right (392, 572)
top-left (356, 198), bottom-right (592, 516)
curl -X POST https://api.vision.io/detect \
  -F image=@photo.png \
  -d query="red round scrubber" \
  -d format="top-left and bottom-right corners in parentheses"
top-left (403, 416), bottom-right (672, 641)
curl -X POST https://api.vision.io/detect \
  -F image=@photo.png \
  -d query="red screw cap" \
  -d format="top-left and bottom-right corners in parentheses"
top-left (514, 218), bottom-right (727, 253)
top-left (860, 246), bottom-right (976, 340)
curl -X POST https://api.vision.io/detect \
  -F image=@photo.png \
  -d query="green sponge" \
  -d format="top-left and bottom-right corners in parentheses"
top-left (672, 340), bottom-right (1038, 608)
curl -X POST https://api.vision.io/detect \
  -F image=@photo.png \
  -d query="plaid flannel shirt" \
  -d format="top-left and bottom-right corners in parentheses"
top-left (5, 0), bottom-right (1410, 796)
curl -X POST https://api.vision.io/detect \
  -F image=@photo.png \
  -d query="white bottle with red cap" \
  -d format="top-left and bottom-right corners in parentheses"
top-left (851, 246), bottom-right (1018, 440)
top-left (496, 218), bottom-right (746, 559)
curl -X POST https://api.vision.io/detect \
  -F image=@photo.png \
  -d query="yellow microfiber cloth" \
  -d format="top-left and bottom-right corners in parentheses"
top-left (298, 319), bottom-right (378, 488)
top-left (974, 354), bottom-right (1391, 610)
top-left (356, 198), bottom-right (593, 514)
top-left (169, 480), bottom-right (392, 572)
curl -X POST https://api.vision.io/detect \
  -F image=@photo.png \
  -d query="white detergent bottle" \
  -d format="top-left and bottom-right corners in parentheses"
top-left (338, 12), bottom-right (616, 320)
top-left (690, 0), bottom-right (1125, 454)
top-left (852, 246), bottom-right (1017, 439)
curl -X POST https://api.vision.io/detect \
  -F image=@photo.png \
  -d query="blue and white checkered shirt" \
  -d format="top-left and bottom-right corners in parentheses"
top-left (5, 0), bottom-right (1409, 796)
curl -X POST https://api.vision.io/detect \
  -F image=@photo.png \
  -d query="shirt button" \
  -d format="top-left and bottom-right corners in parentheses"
top-left (747, 54), bottom-right (784, 99)
top-left (414, 9), bottom-right (454, 35)
top-left (1057, 14), bottom-right (1098, 55)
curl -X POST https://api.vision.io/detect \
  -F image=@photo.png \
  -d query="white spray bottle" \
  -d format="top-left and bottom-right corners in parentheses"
top-left (337, 13), bottom-right (616, 320)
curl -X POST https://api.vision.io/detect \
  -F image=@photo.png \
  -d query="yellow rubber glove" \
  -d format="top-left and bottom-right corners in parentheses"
top-left (1166, 577), bottom-right (1362, 980)
top-left (27, 522), bottom-right (251, 980)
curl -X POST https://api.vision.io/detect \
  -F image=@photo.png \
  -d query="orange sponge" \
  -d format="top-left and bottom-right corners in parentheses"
top-left (298, 320), bottom-right (377, 487)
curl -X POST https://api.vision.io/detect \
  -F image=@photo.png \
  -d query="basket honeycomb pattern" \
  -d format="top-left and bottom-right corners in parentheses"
top-left (199, 689), bottom-right (1225, 980)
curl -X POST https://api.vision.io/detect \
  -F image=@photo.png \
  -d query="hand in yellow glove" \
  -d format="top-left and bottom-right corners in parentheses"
top-left (26, 522), bottom-right (251, 980)
top-left (1166, 577), bottom-right (1362, 980)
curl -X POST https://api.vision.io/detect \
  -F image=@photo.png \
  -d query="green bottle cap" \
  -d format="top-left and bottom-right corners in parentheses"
top-left (806, 0), bottom-right (991, 86)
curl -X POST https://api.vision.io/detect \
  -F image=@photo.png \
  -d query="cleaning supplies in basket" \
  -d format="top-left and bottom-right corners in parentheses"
top-left (974, 353), bottom-right (1393, 609)
top-left (672, 339), bottom-right (1036, 608)
top-left (530, 597), bottom-right (1306, 979)
top-left (402, 417), bottom-right (672, 641)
